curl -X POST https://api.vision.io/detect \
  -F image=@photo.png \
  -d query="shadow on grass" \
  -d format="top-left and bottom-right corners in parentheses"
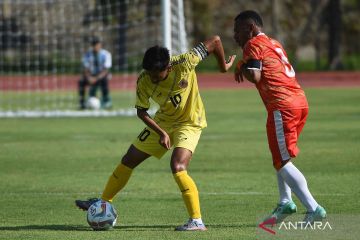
top-left (0, 223), bottom-right (255, 232)
top-left (0, 224), bottom-right (172, 232)
top-left (116, 223), bottom-right (255, 231)
top-left (207, 223), bottom-right (255, 228)
top-left (115, 224), bottom-right (174, 232)
top-left (0, 225), bottom-right (90, 231)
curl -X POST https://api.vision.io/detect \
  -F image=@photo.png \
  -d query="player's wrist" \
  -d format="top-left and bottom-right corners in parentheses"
top-left (236, 59), bottom-right (244, 67)
top-left (159, 130), bottom-right (168, 137)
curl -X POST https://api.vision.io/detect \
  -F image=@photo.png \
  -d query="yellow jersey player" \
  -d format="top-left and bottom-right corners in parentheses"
top-left (76, 36), bottom-right (236, 231)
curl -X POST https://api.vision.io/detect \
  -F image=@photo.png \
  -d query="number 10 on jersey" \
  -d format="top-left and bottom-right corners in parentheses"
top-left (170, 93), bottom-right (182, 107)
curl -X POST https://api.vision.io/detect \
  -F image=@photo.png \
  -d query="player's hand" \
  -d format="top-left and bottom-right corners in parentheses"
top-left (234, 60), bottom-right (244, 83)
top-left (224, 55), bottom-right (237, 71)
top-left (159, 131), bottom-right (171, 150)
top-left (89, 76), bottom-right (97, 85)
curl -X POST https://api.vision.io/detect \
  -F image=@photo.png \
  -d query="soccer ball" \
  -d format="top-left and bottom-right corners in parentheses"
top-left (86, 97), bottom-right (101, 110)
top-left (87, 200), bottom-right (118, 230)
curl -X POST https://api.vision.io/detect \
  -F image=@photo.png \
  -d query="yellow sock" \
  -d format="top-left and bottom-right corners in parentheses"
top-left (101, 163), bottom-right (133, 202)
top-left (173, 170), bottom-right (201, 219)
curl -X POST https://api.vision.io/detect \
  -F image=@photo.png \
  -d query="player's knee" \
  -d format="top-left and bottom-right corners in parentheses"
top-left (274, 159), bottom-right (291, 171)
top-left (121, 146), bottom-right (148, 169)
top-left (274, 163), bottom-right (282, 171)
top-left (170, 161), bottom-right (187, 173)
top-left (121, 153), bottom-right (136, 169)
top-left (170, 148), bottom-right (192, 173)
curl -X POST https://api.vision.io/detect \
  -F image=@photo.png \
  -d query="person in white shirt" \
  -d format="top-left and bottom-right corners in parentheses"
top-left (78, 36), bottom-right (112, 109)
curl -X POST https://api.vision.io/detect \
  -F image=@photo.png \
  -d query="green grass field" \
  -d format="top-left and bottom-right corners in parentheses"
top-left (0, 88), bottom-right (359, 240)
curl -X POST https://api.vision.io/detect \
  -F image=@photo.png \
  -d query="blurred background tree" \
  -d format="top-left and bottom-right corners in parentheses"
top-left (185, 0), bottom-right (360, 71)
top-left (1, 0), bottom-right (358, 72)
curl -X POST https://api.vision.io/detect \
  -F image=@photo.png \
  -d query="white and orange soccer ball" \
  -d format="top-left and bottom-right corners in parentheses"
top-left (87, 200), bottom-right (117, 230)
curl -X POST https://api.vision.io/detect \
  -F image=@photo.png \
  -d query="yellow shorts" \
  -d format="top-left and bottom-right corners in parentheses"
top-left (133, 125), bottom-right (202, 159)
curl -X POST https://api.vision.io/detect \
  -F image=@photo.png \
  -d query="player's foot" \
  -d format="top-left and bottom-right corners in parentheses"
top-left (79, 100), bottom-right (86, 110)
top-left (303, 205), bottom-right (326, 224)
top-left (101, 100), bottom-right (112, 109)
top-left (75, 198), bottom-right (100, 211)
top-left (175, 219), bottom-right (207, 231)
top-left (264, 201), bottom-right (297, 224)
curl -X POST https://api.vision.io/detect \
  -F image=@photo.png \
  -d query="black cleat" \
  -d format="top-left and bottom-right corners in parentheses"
top-left (75, 198), bottom-right (100, 211)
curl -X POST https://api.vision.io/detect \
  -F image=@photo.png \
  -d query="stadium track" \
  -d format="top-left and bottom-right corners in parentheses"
top-left (1, 72), bottom-right (360, 91)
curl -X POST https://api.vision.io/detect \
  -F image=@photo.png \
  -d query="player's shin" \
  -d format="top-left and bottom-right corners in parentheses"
top-left (279, 162), bottom-right (318, 212)
top-left (173, 170), bottom-right (201, 219)
top-left (101, 163), bottom-right (133, 202)
top-left (277, 171), bottom-right (292, 205)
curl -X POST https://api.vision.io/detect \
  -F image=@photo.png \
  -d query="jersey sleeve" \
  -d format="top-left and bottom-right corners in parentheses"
top-left (243, 41), bottom-right (263, 70)
top-left (82, 52), bottom-right (90, 69)
top-left (103, 50), bottom-right (112, 69)
top-left (243, 41), bottom-right (263, 60)
top-left (171, 42), bottom-right (208, 72)
top-left (135, 74), bottom-right (150, 110)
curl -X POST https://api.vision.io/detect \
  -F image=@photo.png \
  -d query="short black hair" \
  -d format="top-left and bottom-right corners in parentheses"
top-left (142, 45), bottom-right (170, 71)
top-left (90, 36), bottom-right (101, 46)
top-left (234, 10), bottom-right (263, 27)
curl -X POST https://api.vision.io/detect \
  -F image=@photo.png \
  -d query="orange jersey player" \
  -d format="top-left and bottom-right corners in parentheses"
top-left (233, 10), bottom-right (326, 224)
top-left (242, 33), bottom-right (308, 113)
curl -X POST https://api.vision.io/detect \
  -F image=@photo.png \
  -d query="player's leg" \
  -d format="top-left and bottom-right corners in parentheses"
top-left (278, 161), bottom-right (326, 223)
top-left (78, 76), bottom-right (89, 109)
top-left (89, 78), bottom-right (99, 98)
top-left (264, 114), bottom-right (297, 223)
top-left (75, 126), bottom-right (167, 210)
top-left (75, 144), bottom-right (150, 210)
top-left (101, 144), bottom-right (150, 202)
top-left (99, 74), bottom-right (112, 109)
top-left (269, 109), bottom-right (326, 223)
top-left (171, 148), bottom-right (200, 218)
top-left (277, 170), bottom-right (293, 205)
top-left (172, 148), bottom-right (206, 231)
top-left (102, 126), bottom-right (169, 202)
top-left (267, 112), bottom-right (293, 205)
top-left (275, 109), bottom-right (317, 212)
top-left (171, 127), bottom-right (206, 231)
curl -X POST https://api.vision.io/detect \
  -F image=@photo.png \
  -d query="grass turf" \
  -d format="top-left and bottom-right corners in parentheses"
top-left (0, 88), bottom-right (359, 239)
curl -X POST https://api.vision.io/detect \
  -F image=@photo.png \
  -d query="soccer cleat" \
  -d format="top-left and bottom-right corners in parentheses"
top-left (175, 219), bottom-right (207, 231)
top-left (75, 198), bottom-right (100, 211)
top-left (101, 100), bottom-right (112, 109)
top-left (264, 201), bottom-right (297, 224)
top-left (303, 205), bottom-right (327, 224)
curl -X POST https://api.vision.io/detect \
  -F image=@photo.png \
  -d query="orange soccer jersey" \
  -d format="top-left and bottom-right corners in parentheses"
top-left (243, 33), bottom-right (309, 168)
top-left (242, 33), bottom-right (308, 112)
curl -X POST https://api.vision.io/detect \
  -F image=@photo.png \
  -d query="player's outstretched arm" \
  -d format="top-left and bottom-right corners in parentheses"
top-left (203, 35), bottom-right (236, 72)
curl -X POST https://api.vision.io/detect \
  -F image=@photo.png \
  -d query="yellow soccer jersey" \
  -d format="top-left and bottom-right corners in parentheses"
top-left (135, 49), bottom-right (207, 129)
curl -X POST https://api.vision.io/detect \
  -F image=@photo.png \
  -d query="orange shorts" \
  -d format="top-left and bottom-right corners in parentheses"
top-left (266, 108), bottom-right (308, 170)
